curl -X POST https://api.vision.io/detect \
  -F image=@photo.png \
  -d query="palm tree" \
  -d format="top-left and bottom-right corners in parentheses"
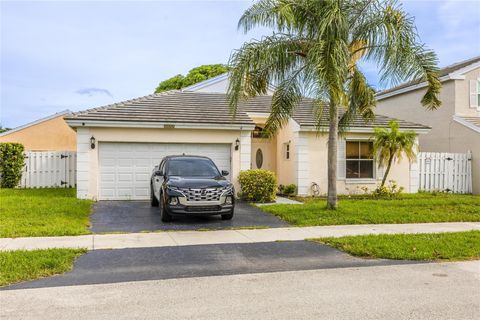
top-left (227, 0), bottom-right (441, 209)
top-left (373, 120), bottom-right (417, 187)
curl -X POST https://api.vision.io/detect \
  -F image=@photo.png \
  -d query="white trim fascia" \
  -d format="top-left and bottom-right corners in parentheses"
top-left (0, 109), bottom-right (71, 137)
top-left (245, 112), bottom-right (271, 118)
top-left (453, 115), bottom-right (480, 133)
top-left (183, 73), bottom-right (229, 92)
top-left (449, 61), bottom-right (480, 78)
top-left (376, 61), bottom-right (480, 100)
top-left (376, 75), bottom-right (453, 100)
top-left (183, 72), bottom-right (277, 93)
top-left (299, 126), bottom-right (431, 134)
top-left (65, 119), bottom-right (255, 131)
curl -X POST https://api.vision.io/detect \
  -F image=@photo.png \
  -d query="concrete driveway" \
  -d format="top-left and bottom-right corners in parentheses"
top-left (89, 201), bottom-right (288, 233)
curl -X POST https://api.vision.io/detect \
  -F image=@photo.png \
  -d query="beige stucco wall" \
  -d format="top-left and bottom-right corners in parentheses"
top-left (376, 68), bottom-right (480, 194)
top-left (251, 138), bottom-right (277, 172)
top-left (275, 119), bottom-right (299, 186)
top-left (455, 68), bottom-right (480, 117)
top-left (76, 127), bottom-right (246, 200)
top-left (0, 116), bottom-right (76, 151)
top-left (376, 80), bottom-right (456, 152)
top-left (305, 132), bottom-right (413, 195)
top-left (448, 122), bottom-right (480, 194)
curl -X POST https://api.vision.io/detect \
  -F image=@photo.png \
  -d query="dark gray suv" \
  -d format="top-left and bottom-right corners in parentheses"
top-left (150, 155), bottom-right (235, 222)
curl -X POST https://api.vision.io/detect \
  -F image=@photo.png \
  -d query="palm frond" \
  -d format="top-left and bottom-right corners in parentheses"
top-left (352, 0), bottom-right (441, 110)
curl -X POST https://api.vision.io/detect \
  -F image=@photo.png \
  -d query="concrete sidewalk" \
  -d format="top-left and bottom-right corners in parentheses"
top-left (1, 222), bottom-right (479, 251)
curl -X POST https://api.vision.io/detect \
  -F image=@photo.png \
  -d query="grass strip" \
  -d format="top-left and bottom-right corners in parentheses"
top-left (311, 231), bottom-right (480, 261)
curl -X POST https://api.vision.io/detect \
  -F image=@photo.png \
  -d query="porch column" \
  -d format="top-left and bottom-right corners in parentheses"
top-left (76, 127), bottom-right (91, 199)
top-left (295, 131), bottom-right (310, 195)
top-left (239, 130), bottom-right (251, 171)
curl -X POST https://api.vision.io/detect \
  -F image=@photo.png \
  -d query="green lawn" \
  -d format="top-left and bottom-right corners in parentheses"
top-left (261, 193), bottom-right (480, 226)
top-left (0, 188), bottom-right (93, 237)
top-left (312, 231), bottom-right (480, 261)
top-left (0, 248), bottom-right (86, 286)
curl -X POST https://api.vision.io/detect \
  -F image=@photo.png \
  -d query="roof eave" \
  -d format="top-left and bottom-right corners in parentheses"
top-left (0, 110), bottom-right (72, 137)
top-left (299, 126), bottom-right (431, 134)
top-left (453, 115), bottom-right (480, 134)
top-left (65, 119), bottom-right (255, 131)
top-left (376, 60), bottom-right (480, 100)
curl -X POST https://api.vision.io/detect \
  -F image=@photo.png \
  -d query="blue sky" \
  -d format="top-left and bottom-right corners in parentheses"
top-left (1, 0), bottom-right (479, 128)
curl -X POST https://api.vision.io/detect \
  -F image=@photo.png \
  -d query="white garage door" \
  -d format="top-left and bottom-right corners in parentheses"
top-left (98, 142), bottom-right (231, 200)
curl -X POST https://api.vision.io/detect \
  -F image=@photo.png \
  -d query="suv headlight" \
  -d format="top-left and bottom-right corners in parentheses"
top-left (167, 186), bottom-right (185, 197)
top-left (221, 185), bottom-right (234, 195)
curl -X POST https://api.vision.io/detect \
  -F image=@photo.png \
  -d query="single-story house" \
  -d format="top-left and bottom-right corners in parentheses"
top-left (0, 110), bottom-right (76, 151)
top-left (376, 56), bottom-right (480, 194)
top-left (65, 80), bottom-right (430, 200)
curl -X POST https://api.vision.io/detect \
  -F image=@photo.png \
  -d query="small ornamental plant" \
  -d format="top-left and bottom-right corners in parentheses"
top-left (238, 169), bottom-right (277, 203)
top-left (0, 143), bottom-right (25, 188)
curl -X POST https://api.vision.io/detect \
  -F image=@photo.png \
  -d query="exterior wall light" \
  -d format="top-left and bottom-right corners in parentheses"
top-left (90, 136), bottom-right (96, 149)
top-left (235, 138), bottom-right (240, 151)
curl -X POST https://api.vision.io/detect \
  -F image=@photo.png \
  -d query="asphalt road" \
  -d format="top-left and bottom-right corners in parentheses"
top-left (3, 241), bottom-right (413, 290)
top-left (1, 261), bottom-right (479, 320)
top-left (90, 200), bottom-right (288, 233)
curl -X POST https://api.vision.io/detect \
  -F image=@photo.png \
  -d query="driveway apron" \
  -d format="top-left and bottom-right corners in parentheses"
top-left (89, 201), bottom-right (288, 233)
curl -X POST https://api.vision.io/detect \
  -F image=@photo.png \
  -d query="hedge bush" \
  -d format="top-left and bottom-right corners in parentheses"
top-left (0, 143), bottom-right (25, 188)
top-left (238, 169), bottom-right (277, 203)
top-left (282, 184), bottom-right (297, 196)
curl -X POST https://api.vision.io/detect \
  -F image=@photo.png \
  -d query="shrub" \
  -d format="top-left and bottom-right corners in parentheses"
top-left (238, 169), bottom-right (277, 203)
top-left (372, 180), bottom-right (404, 199)
top-left (0, 143), bottom-right (25, 188)
top-left (282, 184), bottom-right (297, 196)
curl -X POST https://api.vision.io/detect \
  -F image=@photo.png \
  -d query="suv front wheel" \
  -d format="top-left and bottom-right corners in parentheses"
top-left (160, 194), bottom-right (173, 222)
top-left (150, 184), bottom-right (159, 207)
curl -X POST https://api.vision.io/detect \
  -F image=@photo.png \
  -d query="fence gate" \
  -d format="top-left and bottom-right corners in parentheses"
top-left (417, 151), bottom-right (472, 194)
top-left (21, 151), bottom-right (77, 188)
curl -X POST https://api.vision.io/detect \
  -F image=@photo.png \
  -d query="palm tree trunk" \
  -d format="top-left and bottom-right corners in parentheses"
top-left (381, 155), bottom-right (395, 187)
top-left (327, 102), bottom-right (338, 209)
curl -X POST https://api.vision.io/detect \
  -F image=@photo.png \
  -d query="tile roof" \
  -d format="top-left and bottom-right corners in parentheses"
top-left (377, 56), bottom-right (480, 96)
top-left (66, 91), bottom-right (430, 130)
top-left (461, 116), bottom-right (480, 128)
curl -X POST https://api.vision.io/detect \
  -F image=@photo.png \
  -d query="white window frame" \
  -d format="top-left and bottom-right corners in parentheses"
top-left (469, 78), bottom-right (480, 110)
top-left (345, 140), bottom-right (376, 181)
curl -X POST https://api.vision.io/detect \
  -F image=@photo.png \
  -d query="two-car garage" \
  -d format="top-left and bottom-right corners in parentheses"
top-left (98, 142), bottom-right (232, 200)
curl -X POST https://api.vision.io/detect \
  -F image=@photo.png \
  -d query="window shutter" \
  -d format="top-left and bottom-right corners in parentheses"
top-left (470, 80), bottom-right (478, 108)
top-left (337, 138), bottom-right (346, 179)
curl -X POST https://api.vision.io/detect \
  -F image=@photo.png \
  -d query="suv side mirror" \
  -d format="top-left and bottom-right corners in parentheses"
top-left (221, 170), bottom-right (229, 176)
top-left (155, 170), bottom-right (164, 177)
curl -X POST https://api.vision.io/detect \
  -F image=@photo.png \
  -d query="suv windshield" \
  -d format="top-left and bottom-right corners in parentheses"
top-left (167, 158), bottom-right (220, 177)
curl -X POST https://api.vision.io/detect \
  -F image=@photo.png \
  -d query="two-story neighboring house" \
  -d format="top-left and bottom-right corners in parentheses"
top-left (376, 56), bottom-right (480, 194)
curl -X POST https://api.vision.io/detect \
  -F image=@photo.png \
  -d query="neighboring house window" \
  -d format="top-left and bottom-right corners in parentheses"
top-left (284, 143), bottom-right (290, 160)
top-left (346, 141), bottom-right (374, 179)
top-left (470, 79), bottom-right (480, 109)
top-left (478, 79), bottom-right (480, 107)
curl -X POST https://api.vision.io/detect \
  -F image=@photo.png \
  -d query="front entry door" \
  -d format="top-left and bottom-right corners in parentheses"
top-left (251, 138), bottom-right (276, 172)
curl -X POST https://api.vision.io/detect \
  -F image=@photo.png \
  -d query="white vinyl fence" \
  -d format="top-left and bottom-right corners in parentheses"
top-left (21, 151), bottom-right (77, 188)
top-left (416, 151), bottom-right (472, 194)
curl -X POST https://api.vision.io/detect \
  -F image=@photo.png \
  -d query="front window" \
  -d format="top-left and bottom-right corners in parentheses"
top-left (284, 143), bottom-right (290, 160)
top-left (477, 79), bottom-right (480, 107)
top-left (346, 141), bottom-right (374, 179)
top-left (167, 158), bottom-right (220, 177)
top-left (252, 126), bottom-right (265, 138)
